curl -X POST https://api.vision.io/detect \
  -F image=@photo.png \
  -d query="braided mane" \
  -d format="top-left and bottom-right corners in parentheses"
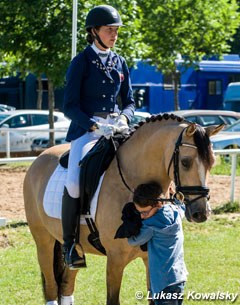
top-left (133, 113), bottom-right (186, 129)
top-left (127, 112), bottom-right (187, 138)
top-left (126, 112), bottom-right (212, 167)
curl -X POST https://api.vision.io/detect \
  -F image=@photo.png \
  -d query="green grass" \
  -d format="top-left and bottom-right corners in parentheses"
top-left (211, 155), bottom-right (240, 176)
top-left (1, 217), bottom-right (240, 305)
top-left (0, 161), bottom-right (32, 169)
top-left (183, 218), bottom-right (240, 304)
top-left (0, 225), bottom-right (43, 305)
top-left (213, 201), bottom-right (240, 214)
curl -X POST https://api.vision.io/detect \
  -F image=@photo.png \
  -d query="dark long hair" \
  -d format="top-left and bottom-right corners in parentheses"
top-left (86, 27), bottom-right (100, 44)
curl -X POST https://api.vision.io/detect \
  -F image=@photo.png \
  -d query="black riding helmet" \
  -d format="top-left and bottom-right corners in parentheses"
top-left (85, 5), bottom-right (123, 29)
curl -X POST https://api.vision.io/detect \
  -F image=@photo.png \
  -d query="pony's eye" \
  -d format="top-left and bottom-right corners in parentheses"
top-left (181, 157), bottom-right (192, 169)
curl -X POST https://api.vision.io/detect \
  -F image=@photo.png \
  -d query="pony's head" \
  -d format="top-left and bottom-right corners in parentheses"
top-left (118, 113), bottom-right (224, 223)
top-left (167, 122), bottom-right (224, 223)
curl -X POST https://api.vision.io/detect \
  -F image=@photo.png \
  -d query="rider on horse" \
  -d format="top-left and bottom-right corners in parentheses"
top-left (62, 5), bottom-right (135, 269)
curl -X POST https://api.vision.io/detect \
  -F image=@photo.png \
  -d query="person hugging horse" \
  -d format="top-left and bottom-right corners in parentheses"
top-left (128, 182), bottom-right (188, 305)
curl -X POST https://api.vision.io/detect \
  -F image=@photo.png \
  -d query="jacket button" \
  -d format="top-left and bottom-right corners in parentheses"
top-left (102, 80), bottom-right (106, 83)
top-left (102, 94), bottom-right (106, 98)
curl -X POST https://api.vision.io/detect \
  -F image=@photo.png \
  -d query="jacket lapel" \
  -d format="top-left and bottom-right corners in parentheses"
top-left (85, 47), bottom-right (118, 80)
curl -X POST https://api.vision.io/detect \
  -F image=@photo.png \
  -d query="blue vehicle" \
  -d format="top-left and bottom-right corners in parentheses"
top-left (130, 54), bottom-right (240, 113)
top-left (223, 82), bottom-right (240, 111)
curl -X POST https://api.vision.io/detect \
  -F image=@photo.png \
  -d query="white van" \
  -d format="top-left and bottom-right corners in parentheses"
top-left (223, 82), bottom-right (240, 111)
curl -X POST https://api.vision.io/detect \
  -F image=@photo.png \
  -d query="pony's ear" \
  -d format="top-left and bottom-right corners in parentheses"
top-left (186, 123), bottom-right (197, 137)
top-left (205, 124), bottom-right (225, 137)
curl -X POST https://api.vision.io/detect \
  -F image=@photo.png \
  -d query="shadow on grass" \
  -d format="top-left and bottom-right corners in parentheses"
top-left (213, 201), bottom-right (240, 214)
top-left (5, 221), bottom-right (28, 229)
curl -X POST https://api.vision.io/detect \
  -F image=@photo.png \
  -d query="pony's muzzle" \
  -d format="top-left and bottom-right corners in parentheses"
top-left (191, 211), bottom-right (207, 223)
top-left (185, 200), bottom-right (211, 223)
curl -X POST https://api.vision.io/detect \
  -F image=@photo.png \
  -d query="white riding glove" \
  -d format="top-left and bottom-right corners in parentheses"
top-left (113, 115), bottom-right (129, 135)
top-left (94, 122), bottom-right (117, 139)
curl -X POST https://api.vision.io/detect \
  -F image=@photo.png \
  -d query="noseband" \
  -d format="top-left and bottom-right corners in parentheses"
top-left (167, 127), bottom-right (210, 204)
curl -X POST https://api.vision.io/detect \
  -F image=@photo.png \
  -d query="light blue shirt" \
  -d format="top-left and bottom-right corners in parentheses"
top-left (128, 204), bottom-right (188, 294)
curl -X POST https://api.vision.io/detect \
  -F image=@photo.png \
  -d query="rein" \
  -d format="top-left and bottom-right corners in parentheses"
top-left (112, 137), bottom-right (178, 204)
top-left (113, 138), bottom-right (180, 204)
top-left (113, 126), bottom-right (210, 205)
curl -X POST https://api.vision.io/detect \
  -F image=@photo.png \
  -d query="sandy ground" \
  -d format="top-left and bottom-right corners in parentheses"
top-left (0, 166), bottom-right (239, 223)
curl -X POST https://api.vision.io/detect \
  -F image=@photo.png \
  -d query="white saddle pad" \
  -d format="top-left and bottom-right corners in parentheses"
top-left (43, 164), bottom-right (104, 225)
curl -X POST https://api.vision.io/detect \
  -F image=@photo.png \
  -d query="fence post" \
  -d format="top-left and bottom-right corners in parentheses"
top-left (230, 153), bottom-right (237, 203)
top-left (6, 130), bottom-right (10, 158)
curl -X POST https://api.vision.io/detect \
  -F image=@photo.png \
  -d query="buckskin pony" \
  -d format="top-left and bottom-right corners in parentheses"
top-left (23, 113), bottom-right (224, 305)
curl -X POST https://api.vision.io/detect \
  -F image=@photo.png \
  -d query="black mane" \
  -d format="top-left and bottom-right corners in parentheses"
top-left (193, 125), bottom-right (212, 166)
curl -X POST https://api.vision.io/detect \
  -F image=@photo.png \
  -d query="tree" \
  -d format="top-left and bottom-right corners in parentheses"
top-left (0, 0), bottom-right (142, 145)
top-left (0, 0), bottom-right (73, 145)
top-left (229, 0), bottom-right (240, 54)
top-left (138, 0), bottom-right (240, 109)
top-left (230, 28), bottom-right (240, 54)
top-left (0, 0), bottom-right (142, 85)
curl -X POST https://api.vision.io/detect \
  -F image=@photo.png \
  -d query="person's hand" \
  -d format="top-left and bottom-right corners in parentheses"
top-left (113, 115), bottom-right (129, 135)
top-left (94, 122), bottom-right (117, 139)
top-left (169, 181), bottom-right (176, 196)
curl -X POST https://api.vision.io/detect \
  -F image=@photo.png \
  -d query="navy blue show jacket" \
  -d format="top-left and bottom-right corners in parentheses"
top-left (63, 45), bottom-right (135, 142)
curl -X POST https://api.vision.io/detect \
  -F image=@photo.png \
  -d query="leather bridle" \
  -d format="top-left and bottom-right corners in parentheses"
top-left (167, 127), bottom-right (210, 204)
top-left (114, 126), bottom-right (210, 205)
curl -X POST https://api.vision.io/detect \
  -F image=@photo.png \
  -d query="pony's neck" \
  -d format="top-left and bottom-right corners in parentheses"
top-left (118, 120), bottom-right (180, 193)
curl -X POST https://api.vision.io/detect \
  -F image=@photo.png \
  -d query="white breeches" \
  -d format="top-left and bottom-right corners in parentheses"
top-left (65, 116), bottom-right (113, 198)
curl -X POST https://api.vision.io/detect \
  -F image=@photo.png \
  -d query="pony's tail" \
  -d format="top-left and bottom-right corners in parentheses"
top-left (41, 240), bottom-right (65, 303)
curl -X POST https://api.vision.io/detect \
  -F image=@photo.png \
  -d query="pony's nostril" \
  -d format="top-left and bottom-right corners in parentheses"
top-left (192, 212), bottom-right (207, 223)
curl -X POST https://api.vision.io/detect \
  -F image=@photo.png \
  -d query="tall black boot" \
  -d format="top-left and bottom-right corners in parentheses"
top-left (61, 187), bottom-right (86, 269)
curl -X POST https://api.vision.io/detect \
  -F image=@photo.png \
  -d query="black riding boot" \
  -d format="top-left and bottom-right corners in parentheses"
top-left (61, 187), bottom-right (86, 269)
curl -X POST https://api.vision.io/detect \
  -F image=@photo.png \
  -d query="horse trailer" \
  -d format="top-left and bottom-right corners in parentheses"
top-left (130, 54), bottom-right (240, 113)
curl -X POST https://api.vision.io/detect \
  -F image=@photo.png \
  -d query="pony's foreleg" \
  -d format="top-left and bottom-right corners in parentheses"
top-left (106, 252), bottom-right (126, 305)
top-left (142, 257), bottom-right (155, 305)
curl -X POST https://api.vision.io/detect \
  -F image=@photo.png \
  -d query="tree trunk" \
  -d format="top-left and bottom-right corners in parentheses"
top-left (37, 76), bottom-right (43, 109)
top-left (172, 71), bottom-right (180, 110)
top-left (48, 79), bottom-right (55, 147)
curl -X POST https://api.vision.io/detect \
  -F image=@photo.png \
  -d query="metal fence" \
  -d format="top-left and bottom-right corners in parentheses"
top-left (0, 127), bottom-right (68, 158)
top-left (213, 149), bottom-right (240, 203)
